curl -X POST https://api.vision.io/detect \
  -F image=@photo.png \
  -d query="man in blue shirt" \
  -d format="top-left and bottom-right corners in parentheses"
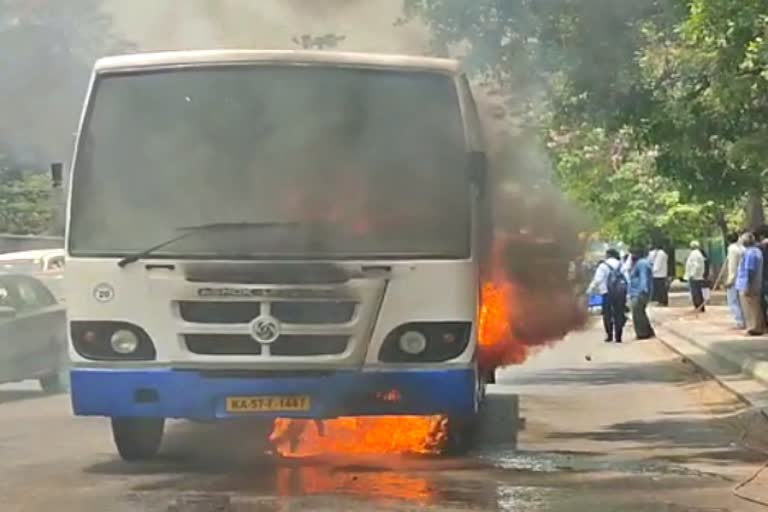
top-left (629, 247), bottom-right (655, 340)
top-left (736, 232), bottom-right (765, 335)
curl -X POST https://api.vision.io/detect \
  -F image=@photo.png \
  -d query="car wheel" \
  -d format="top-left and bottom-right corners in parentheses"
top-left (111, 418), bottom-right (165, 461)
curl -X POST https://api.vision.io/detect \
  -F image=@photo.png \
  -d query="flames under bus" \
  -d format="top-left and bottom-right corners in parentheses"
top-left (65, 50), bottom-right (490, 460)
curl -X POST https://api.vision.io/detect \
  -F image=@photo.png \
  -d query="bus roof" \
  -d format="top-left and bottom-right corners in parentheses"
top-left (94, 50), bottom-right (462, 75)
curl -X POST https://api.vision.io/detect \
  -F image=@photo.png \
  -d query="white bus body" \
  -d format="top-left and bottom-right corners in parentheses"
top-left (65, 50), bottom-right (488, 459)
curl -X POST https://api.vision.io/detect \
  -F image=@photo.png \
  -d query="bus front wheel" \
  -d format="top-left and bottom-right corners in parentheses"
top-left (443, 416), bottom-right (476, 456)
top-left (111, 418), bottom-right (165, 461)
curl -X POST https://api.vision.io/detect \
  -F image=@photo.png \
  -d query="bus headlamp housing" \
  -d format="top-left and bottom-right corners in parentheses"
top-left (71, 321), bottom-right (156, 361)
top-left (110, 329), bottom-right (140, 354)
top-left (398, 331), bottom-right (428, 355)
top-left (379, 322), bottom-right (472, 363)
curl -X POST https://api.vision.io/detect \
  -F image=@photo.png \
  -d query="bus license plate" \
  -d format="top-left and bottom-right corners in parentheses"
top-left (225, 395), bottom-right (311, 413)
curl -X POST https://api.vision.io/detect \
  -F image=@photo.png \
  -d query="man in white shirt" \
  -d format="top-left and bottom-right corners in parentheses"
top-left (684, 240), bottom-right (707, 312)
top-left (648, 243), bottom-right (669, 306)
top-left (587, 248), bottom-right (627, 343)
top-left (724, 232), bottom-right (745, 328)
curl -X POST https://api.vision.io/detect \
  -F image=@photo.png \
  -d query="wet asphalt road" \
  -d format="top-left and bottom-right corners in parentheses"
top-left (3, 324), bottom-right (768, 511)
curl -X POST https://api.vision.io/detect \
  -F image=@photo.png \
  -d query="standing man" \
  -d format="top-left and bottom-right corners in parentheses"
top-left (756, 225), bottom-right (768, 323)
top-left (629, 247), bottom-right (655, 340)
top-left (723, 232), bottom-right (745, 329)
top-left (587, 248), bottom-right (627, 343)
top-left (648, 242), bottom-right (669, 306)
top-left (684, 241), bottom-right (707, 312)
top-left (736, 232), bottom-right (765, 336)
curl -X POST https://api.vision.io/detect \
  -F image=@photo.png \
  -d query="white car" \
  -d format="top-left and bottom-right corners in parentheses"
top-left (0, 249), bottom-right (65, 302)
top-left (0, 273), bottom-right (67, 392)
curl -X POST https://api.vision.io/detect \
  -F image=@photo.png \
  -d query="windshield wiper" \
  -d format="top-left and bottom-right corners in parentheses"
top-left (117, 221), bottom-right (301, 268)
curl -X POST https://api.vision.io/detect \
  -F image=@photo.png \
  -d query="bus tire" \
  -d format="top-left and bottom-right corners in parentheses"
top-left (39, 372), bottom-right (66, 394)
top-left (111, 418), bottom-right (165, 461)
top-left (444, 415), bottom-right (476, 456)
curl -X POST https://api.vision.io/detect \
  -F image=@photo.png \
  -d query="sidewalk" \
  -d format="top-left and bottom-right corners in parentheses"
top-left (653, 305), bottom-right (768, 408)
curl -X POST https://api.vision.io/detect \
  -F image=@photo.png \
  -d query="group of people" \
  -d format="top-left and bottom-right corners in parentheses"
top-left (722, 229), bottom-right (768, 336)
top-left (587, 247), bottom-right (657, 343)
top-left (587, 229), bottom-right (768, 342)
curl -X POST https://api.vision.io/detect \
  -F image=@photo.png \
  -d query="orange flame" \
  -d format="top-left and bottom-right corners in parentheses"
top-left (276, 465), bottom-right (436, 504)
top-left (267, 236), bottom-right (585, 459)
top-left (269, 416), bottom-right (447, 458)
top-left (477, 236), bottom-right (588, 372)
top-left (478, 279), bottom-right (527, 368)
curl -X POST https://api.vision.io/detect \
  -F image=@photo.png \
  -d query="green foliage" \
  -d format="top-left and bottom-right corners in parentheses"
top-left (639, 0), bottom-right (768, 204)
top-left (0, 168), bottom-right (53, 235)
top-left (403, 0), bottom-right (683, 127)
top-left (551, 127), bottom-right (714, 244)
top-left (404, 0), bottom-right (761, 239)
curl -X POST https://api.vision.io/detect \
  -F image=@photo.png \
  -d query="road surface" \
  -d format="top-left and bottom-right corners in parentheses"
top-left (2, 324), bottom-right (767, 511)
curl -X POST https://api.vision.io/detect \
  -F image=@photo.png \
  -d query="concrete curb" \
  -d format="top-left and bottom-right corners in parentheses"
top-left (663, 321), bottom-right (768, 387)
top-left (655, 321), bottom-right (768, 409)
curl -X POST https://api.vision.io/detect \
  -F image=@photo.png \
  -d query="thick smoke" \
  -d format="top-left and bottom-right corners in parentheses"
top-left (105, 0), bottom-right (591, 366)
top-left (23, 1), bottom-right (588, 367)
top-left (104, 0), bottom-right (429, 53)
top-left (475, 84), bottom-right (590, 369)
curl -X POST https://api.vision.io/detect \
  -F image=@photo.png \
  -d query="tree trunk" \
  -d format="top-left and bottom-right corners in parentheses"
top-left (715, 209), bottom-right (728, 246)
top-left (746, 187), bottom-right (765, 231)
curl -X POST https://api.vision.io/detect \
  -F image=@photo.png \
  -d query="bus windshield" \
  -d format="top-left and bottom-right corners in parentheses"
top-left (69, 65), bottom-right (470, 259)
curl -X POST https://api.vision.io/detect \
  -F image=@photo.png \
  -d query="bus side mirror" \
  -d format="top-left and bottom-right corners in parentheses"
top-left (50, 162), bottom-right (63, 188)
top-left (467, 151), bottom-right (487, 195)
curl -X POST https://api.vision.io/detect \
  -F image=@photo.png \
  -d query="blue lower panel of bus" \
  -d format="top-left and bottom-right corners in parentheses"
top-left (70, 367), bottom-right (477, 420)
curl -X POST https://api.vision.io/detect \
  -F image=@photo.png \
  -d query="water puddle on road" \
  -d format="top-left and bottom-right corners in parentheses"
top-left (150, 449), bottom-right (732, 512)
top-left (479, 448), bottom-right (717, 478)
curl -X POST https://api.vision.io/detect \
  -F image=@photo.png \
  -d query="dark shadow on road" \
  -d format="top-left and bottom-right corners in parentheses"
top-left (0, 389), bottom-right (49, 404)
top-left (498, 358), bottom-right (723, 387)
top-left (546, 414), bottom-right (763, 464)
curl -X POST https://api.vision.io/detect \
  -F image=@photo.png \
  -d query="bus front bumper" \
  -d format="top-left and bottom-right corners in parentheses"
top-left (70, 367), bottom-right (478, 420)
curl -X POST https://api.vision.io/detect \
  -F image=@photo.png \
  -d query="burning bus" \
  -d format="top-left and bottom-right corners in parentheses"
top-left (64, 50), bottom-right (491, 460)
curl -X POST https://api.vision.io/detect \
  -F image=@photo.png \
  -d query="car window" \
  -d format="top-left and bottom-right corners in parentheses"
top-left (8, 277), bottom-right (57, 310)
top-left (0, 258), bottom-right (42, 273)
top-left (0, 282), bottom-right (15, 309)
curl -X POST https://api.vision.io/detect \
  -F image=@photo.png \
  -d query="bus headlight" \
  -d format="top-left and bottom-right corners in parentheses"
top-left (110, 329), bottom-right (140, 354)
top-left (70, 321), bottom-right (157, 361)
top-left (398, 331), bottom-right (428, 355)
top-left (379, 322), bottom-right (472, 363)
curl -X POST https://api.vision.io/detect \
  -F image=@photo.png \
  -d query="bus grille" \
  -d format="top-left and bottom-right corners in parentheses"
top-left (184, 334), bottom-right (349, 356)
top-left (179, 301), bottom-right (356, 325)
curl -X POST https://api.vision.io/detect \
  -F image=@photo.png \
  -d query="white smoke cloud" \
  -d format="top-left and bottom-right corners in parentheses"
top-left (103, 0), bottom-right (429, 54)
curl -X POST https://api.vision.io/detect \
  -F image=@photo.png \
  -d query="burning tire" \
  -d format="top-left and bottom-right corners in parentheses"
top-left (111, 418), bottom-right (165, 461)
top-left (443, 415), bottom-right (476, 455)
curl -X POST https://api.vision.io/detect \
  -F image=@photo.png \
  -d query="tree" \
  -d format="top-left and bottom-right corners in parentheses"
top-left (551, 126), bottom-right (715, 244)
top-left (402, 0), bottom-right (684, 128)
top-left (0, 0), bottom-right (130, 234)
top-left (0, 151), bottom-right (53, 234)
top-left (402, 0), bottom-right (714, 242)
top-left (639, 0), bottom-right (768, 228)
top-left (0, 0), bottom-right (131, 164)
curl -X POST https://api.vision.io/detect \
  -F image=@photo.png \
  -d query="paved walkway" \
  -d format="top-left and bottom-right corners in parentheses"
top-left (653, 305), bottom-right (768, 408)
